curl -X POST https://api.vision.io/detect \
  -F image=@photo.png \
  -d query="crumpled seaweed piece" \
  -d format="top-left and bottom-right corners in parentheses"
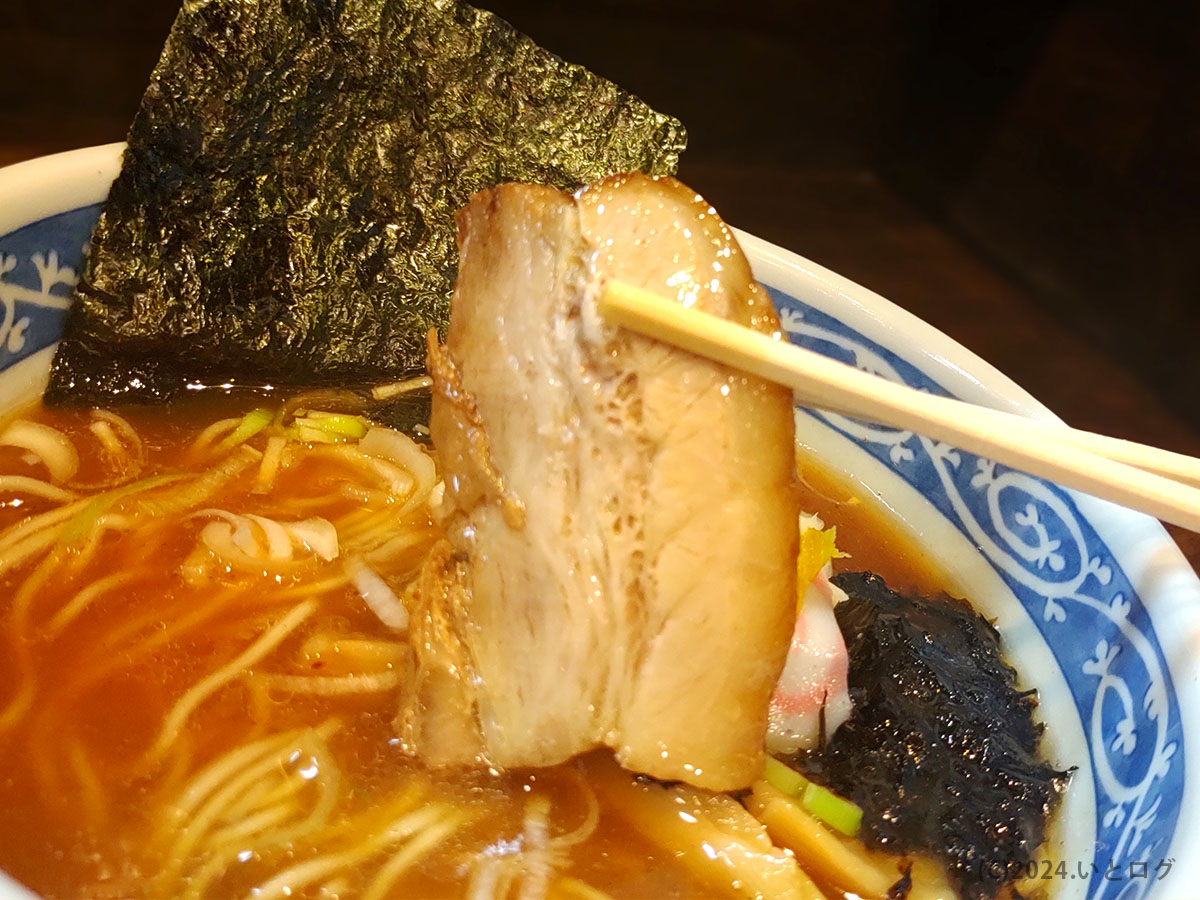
top-left (798, 571), bottom-right (1071, 900)
top-left (46, 0), bottom-right (686, 407)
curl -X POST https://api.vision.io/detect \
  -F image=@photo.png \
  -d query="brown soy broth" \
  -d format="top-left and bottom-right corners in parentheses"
top-left (794, 447), bottom-right (957, 597)
top-left (0, 398), bottom-right (950, 900)
top-left (0, 396), bottom-right (716, 899)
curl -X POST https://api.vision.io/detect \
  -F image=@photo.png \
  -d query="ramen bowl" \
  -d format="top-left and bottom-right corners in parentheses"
top-left (1, 144), bottom-right (1197, 900)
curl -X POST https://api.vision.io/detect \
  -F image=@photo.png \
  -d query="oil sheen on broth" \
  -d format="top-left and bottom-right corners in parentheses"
top-left (0, 394), bottom-right (950, 900)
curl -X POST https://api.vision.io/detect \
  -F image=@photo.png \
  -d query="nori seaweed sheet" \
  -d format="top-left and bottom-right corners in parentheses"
top-left (798, 572), bottom-right (1072, 900)
top-left (46, 0), bottom-right (686, 406)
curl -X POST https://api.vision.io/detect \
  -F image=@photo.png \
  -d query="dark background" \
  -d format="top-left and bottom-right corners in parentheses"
top-left (2, 0), bottom-right (1199, 541)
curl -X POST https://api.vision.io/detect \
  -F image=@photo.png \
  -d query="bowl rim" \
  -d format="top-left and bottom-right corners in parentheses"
top-left (0, 143), bottom-right (124, 237)
top-left (1, 143), bottom-right (1198, 900)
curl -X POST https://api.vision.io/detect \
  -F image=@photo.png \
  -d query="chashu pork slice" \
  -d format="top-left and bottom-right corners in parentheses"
top-left (400, 174), bottom-right (798, 791)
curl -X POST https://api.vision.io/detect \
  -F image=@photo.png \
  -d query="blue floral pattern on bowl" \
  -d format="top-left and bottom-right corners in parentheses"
top-left (0, 188), bottom-right (1186, 900)
top-left (0, 205), bottom-right (98, 372)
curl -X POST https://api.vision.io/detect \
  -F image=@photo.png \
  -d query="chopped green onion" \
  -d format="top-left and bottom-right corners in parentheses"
top-left (762, 756), bottom-right (863, 837)
top-left (213, 408), bottom-right (273, 453)
top-left (303, 410), bottom-right (354, 421)
top-left (801, 780), bottom-right (862, 837)
top-left (291, 414), bottom-right (369, 440)
top-left (59, 474), bottom-right (187, 546)
top-left (288, 424), bottom-right (340, 444)
top-left (763, 756), bottom-right (809, 798)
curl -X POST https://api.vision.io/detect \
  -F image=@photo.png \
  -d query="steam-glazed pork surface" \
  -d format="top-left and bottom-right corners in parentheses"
top-left (400, 174), bottom-right (798, 791)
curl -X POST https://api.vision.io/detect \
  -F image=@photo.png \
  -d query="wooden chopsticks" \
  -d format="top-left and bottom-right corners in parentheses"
top-left (598, 279), bottom-right (1200, 533)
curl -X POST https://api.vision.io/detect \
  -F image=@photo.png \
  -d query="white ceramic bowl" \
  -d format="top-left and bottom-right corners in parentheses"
top-left (1, 145), bottom-right (1198, 900)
